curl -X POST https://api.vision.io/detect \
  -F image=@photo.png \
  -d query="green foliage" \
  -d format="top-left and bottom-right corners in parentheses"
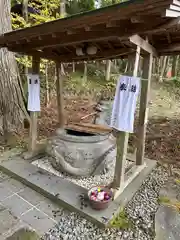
top-left (100, 0), bottom-right (125, 7)
top-left (66, 0), bottom-right (95, 15)
top-left (159, 196), bottom-right (171, 204)
top-left (110, 208), bottom-right (132, 229)
top-left (29, 0), bottom-right (61, 24)
top-left (172, 77), bottom-right (180, 88)
top-left (63, 70), bottom-right (116, 100)
top-left (11, 13), bottom-right (30, 29)
top-left (175, 179), bottom-right (180, 184)
top-left (87, 64), bottom-right (104, 79)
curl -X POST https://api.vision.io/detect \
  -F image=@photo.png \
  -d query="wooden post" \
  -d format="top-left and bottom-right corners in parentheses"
top-left (113, 46), bottom-right (140, 188)
top-left (56, 63), bottom-right (65, 128)
top-left (28, 55), bottom-right (40, 152)
top-left (136, 54), bottom-right (153, 165)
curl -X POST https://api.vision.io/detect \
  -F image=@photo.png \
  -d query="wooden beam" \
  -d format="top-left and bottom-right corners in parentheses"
top-left (130, 15), bottom-right (153, 23)
top-left (52, 33), bottom-right (56, 38)
top-left (84, 26), bottom-right (91, 31)
top-left (155, 17), bottom-right (180, 30)
top-left (169, 4), bottom-right (180, 11)
top-left (6, 29), bottom-right (120, 51)
top-left (56, 63), bottom-right (65, 128)
top-left (67, 30), bottom-right (74, 35)
top-left (129, 34), bottom-right (158, 57)
top-left (136, 54), bottom-right (153, 165)
top-left (164, 9), bottom-right (180, 17)
top-left (173, 0), bottom-right (180, 7)
top-left (3, 19), bottom-right (169, 52)
top-left (0, 0), bottom-right (177, 48)
top-left (107, 41), bottom-right (115, 50)
top-left (160, 51), bottom-right (180, 56)
top-left (64, 46), bottom-right (73, 53)
top-left (158, 42), bottom-right (180, 52)
top-left (133, 46), bottom-right (141, 76)
top-left (113, 131), bottom-right (129, 188)
top-left (113, 164), bottom-right (146, 199)
top-left (28, 55), bottom-right (40, 152)
top-left (93, 42), bottom-right (102, 52)
top-left (113, 46), bottom-right (140, 188)
top-left (106, 21), bottom-right (116, 28)
top-left (9, 47), bottom-right (132, 63)
top-left (167, 32), bottom-right (172, 44)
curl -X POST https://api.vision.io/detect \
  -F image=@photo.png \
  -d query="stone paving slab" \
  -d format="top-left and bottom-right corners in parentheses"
top-left (0, 171), bottom-right (11, 182)
top-left (1, 194), bottom-right (33, 217)
top-left (155, 205), bottom-right (180, 240)
top-left (2, 178), bottom-right (26, 193)
top-left (0, 171), bottom-right (58, 238)
top-left (18, 187), bottom-right (47, 206)
top-left (0, 183), bottom-right (15, 201)
top-left (1, 222), bottom-right (39, 240)
top-left (0, 208), bottom-right (21, 238)
top-left (0, 157), bottom-right (156, 227)
top-left (155, 177), bottom-right (180, 240)
top-left (6, 228), bottom-right (40, 240)
top-left (20, 208), bottom-right (56, 235)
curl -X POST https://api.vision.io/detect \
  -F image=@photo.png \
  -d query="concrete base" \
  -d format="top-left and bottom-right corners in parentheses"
top-left (0, 157), bottom-right (156, 227)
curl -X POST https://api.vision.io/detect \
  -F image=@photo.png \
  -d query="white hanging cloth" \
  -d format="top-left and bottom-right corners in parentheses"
top-left (27, 74), bottom-right (41, 112)
top-left (110, 75), bottom-right (140, 133)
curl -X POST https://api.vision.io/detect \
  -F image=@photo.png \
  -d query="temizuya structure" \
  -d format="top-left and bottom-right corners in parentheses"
top-left (0, 0), bottom-right (180, 202)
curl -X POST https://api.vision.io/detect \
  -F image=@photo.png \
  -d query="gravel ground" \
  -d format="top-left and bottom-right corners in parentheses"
top-left (32, 156), bottom-right (133, 189)
top-left (41, 166), bottom-right (168, 240)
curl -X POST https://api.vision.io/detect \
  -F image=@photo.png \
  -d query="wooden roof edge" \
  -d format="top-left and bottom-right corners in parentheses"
top-left (0, 0), bottom-right (143, 37)
top-left (0, 0), bottom-right (177, 45)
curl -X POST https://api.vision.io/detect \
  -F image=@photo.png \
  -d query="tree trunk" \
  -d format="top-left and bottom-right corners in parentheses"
top-left (22, 0), bottom-right (29, 92)
top-left (176, 55), bottom-right (180, 76)
top-left (159, 56), bottom-right (168, 82)
top-left (105, 60), bottom-right (111, 81)
top-left (124, 60), bottom-right (128, 73)
top-left (60, 0), bottom-right (66, 18)
top-left (172, 56), bottom-right (178, 77)
top-left (60, 63), bottom-right (66, 75)
top-left (22, 0), bottom-right (28, 22)
top-left (0, 0), bottom-right (28, 133)
top-left (72, 62), bottom-right (75, 72)
top-left (83, 61), bottom-right (87, 82)
top-left (45, 63), bottom-right (50, 107)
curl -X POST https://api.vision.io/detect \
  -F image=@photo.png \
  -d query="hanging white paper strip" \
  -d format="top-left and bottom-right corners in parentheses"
top-left (27, 74), bottom-right (41, 112)
top-left (110, 75), bottom-right (140, 133)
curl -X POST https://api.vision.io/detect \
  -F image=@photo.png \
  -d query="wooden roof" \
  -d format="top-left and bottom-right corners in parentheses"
top-left (1, 0), bottom-right (180, 62)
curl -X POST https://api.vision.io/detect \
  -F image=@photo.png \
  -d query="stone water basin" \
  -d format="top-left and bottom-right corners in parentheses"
top-left (46, 128), bottom-right (116, 177)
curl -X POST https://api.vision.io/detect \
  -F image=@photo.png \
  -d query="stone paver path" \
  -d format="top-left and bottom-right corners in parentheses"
top-left (155, 177), bottom-right (180, 240)
top-left (0, 171), bottom-right (61, 239)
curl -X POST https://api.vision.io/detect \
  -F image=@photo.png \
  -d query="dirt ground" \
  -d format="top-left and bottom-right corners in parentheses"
top-left (145, 81), bottom-right (180, 165)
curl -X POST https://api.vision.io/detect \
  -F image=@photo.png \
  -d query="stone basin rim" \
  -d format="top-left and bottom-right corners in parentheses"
top-left (55, 128), bottom-right (113, 143)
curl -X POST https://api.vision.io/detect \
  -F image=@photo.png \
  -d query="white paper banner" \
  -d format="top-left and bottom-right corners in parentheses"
top-left (110, 75), bottom-right (140, 133)
top-left (27, 74), bottom-right (40, 112)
